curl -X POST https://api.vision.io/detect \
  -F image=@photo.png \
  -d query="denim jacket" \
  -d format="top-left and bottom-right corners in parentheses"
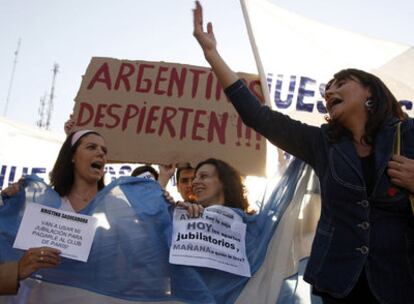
top-left (225, 80), bottom-right (414, 303)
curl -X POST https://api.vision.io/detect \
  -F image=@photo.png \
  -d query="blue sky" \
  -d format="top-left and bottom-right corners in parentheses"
top-left (0, 0), bottom-right (413, 132)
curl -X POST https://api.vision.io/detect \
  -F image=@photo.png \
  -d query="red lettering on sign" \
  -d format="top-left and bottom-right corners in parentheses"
top-left (77, 102), bottom-right (94, 126)
top-left (192, 110), bottom-right (206, 141)
top-left (87, 63), bottom-right (112, 90)
top-left (178, 107), bottom-right (194, 140)
top-left (136, 106), bottom-right (147, 134)
top-left (167, 67), bottom-right (186, 97)
top-left (145, 106), bottom-right (160, 133)
top-left (205, 72), bottom-right (214, 100)
top-left (136, 64), bottom-right (155, 93)
top-left (95, 104), bottom-right (108, 127)
top-left (106, 104), bottom-right (122, 128)
top-left (154, 66), bottom-right (169, 95)
top-left (158, 106), bottom-right (177, 137)
top-left (114, 63), bottom-right (135, 91)
top-left (189, 68), bottom-right (206, 98)
top-left (208, 112), bottom-right (228, 144)
top-left (122, 105), bottom-right (139, 131)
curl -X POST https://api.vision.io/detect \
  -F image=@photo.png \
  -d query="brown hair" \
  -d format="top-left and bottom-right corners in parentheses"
top-left (49, 131), bottom-right (105, 196)
top-left (325, 68), bottom-right (407, 144)
top-left (195, 158), bottom-right (250, 213)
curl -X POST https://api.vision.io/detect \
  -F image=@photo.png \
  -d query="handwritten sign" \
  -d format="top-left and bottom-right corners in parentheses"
top-left (73, 58), bottom-right (266, 176)
top-left (13, 203), bottom-right (98, 262)
top-left (170, 205), bottom-right (250, 277)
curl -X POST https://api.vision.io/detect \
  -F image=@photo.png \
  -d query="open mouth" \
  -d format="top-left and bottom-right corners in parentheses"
top-left (328, 97), bottom-right (343, 111)
top-left (91, 161), bottom-right (104, 170)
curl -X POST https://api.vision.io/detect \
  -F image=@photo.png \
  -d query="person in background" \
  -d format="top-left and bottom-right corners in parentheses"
top-left (192, 2), bottom-right (414, 303)
top-left (131, 165), bottom-right (159, 180)
top-left (158, 163), bottom-right (196, 202)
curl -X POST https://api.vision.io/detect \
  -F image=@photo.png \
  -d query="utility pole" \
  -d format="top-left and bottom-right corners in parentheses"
top-left (37, 63), bottom-right (59, 130)
top-left (36, 92), bottom-right (47, 128)
top-left (45, 63), bottom-right (59, 130)
top-left (3, 38), bottom-right (21, 116)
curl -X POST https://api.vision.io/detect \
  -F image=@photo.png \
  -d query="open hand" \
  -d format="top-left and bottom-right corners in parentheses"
top-left (193, 1), bottom-right (217, 54)
top-left (176, 201), bottom-right (204, 218)
top-left (18, 247), bottom-right (61, 280)
top-left (158, 164), bottom-right (176, 188)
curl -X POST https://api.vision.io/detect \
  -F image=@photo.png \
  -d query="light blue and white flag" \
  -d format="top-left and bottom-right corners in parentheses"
top-left (0, 159), bottom-right (310, 303)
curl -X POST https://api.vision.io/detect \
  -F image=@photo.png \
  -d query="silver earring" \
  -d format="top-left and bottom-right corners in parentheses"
top-left (365, 99), bottom-right (375, 110)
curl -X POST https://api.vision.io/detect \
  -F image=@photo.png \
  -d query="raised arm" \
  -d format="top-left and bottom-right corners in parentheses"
top-left (193, 1), bottom-right (238, 89)
top-left (158, 164), bottom-right (175, 189)
top-left (64, 114), bottom-right (75, 136)
top-left (192, 1), bottom-right (320, 168)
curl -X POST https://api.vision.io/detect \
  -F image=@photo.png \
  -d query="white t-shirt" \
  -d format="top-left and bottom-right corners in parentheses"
top-left (60, 196), bottom-right (76, 212)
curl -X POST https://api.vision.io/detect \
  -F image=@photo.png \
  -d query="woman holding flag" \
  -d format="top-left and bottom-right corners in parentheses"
top-left (0, 129), bottom-right (107, 297)
top-left (193, 1), bottom-right (414, 303)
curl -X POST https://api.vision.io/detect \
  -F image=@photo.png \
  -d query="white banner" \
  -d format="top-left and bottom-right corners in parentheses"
top-left (241, 0), bottom-right (414, 126)
top-left (170, 206), bottom-right (250, 277)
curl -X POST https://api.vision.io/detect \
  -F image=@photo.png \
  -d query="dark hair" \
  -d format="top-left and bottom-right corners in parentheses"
top-left (195, 158), bottom-right (249, 212)
top-left (325, 68), bottom-right (407, 144)
top-left (131, 165), bottom-right (159, 180)
top-left (176, 162), bottom-right (194, 182)
top-left (49, 131), bottom-right (105, 197)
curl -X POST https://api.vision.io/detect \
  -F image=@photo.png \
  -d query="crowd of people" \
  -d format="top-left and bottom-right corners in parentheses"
top-left (1, 1), bottom-right (414, 303)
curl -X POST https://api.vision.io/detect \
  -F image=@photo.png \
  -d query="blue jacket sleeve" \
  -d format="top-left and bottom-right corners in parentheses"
top-left (225, 80), bottom-right (322, 168)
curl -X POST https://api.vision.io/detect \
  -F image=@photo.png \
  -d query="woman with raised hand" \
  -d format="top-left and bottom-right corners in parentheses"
top-left (193, 2), bottom-right (414, 303)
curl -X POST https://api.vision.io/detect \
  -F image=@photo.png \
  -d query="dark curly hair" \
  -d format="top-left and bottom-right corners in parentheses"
top-left (195, 158), bottom-right (249, 212)
top-left (325, 68), bottom-right (407, 144)
top-left (49, 131), bottom-right (105, 197)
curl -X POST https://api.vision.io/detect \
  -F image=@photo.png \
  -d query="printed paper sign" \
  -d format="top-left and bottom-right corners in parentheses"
top-left (13, 203), bottom-right (98, 262)
top-left (170, 205), bottom-right (251, 277)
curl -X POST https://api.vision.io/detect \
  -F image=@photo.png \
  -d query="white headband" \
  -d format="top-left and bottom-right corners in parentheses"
top-left (71, 130), bottom-right (95, 147)
top-left (136, 171), bottom-right (157, 181)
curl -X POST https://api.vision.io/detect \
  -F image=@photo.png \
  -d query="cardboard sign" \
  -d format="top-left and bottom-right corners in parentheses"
top-left (170, 206), bottom-right (250, 277)
top-left (13, 203), bottom-right (98, 262)
top-left (73, 57), bottom-right (266, 176)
